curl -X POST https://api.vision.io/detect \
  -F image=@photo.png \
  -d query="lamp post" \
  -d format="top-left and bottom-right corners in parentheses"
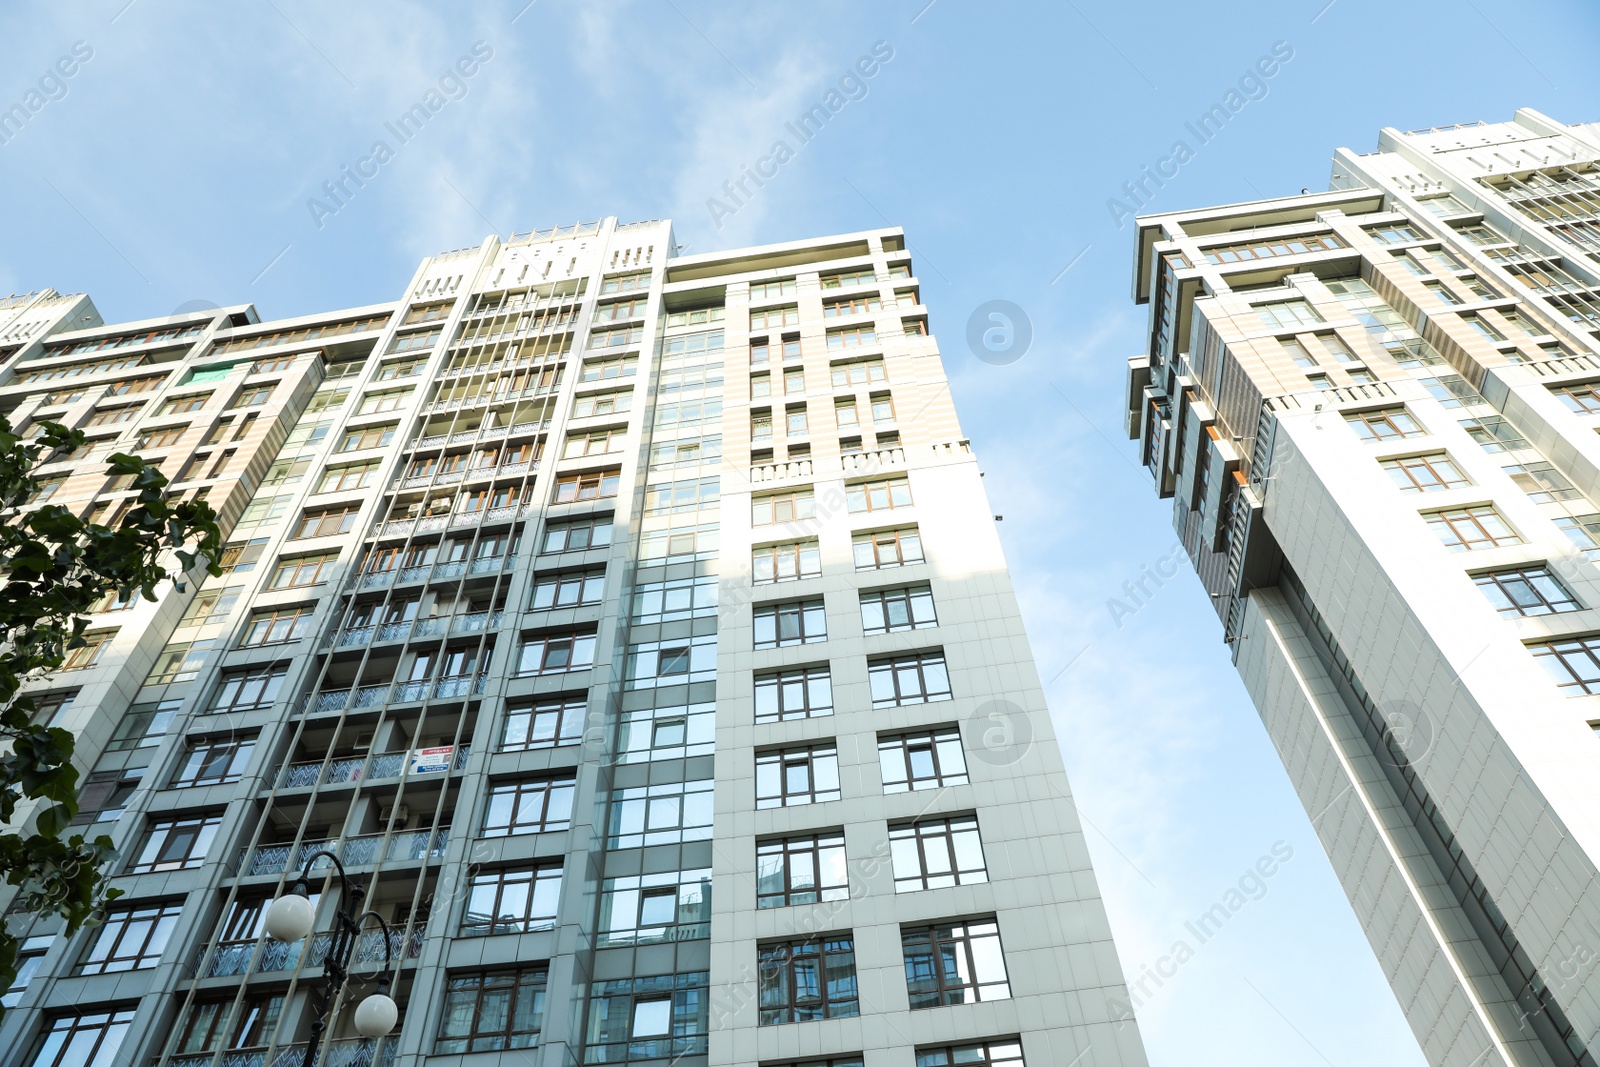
top-left (265, 849), bottom-right (399, 1067)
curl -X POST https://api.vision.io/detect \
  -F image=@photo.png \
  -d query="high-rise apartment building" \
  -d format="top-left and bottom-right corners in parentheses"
top-left (1126, 109), bottom-right (1600, 1067)
top-left (0, 220), bottom-right (1147, 1067)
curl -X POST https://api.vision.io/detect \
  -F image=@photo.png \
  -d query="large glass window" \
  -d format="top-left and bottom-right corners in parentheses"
top-left (584, 972), bottom-right (709, 1063)
top-left (171, 738), bottom-right (255, 787)
top-left (517, 631), bottom-right (598, 674)
top-left (623, 634), bottom-right (716, 688)
top-left (902, 918), bottom-right (1011, 1008)
top-left (500, 698), bottom-right (586, 751)
top-left (915, 1040), bottom-right (1026, 1066)
top-left (209, 665), bottom-right (287, 713)
top-left (879, 728), bottom-right (968, 793)
top-left (126, 815), bottom-right (221, 874)
top-left (461, 866), bottom-right (563, 936)
top-left (597, 868), bottom-right (711, 946)
top-left (890, 815), bottom-right (987, 892)
top-left (753, 539), bottom-right (821, 583)
top-left (1381, 453), bottom-right (1470, 493)
top-left (756, 744), bottom-right (840, 808)
top-left (76, 902), bottom-right (182, 974)
top-left (607, 779), bottom-right (713, 849)
top-left (754, 666), bottom-right (833, 723)
top-left (1474, 566), bottom-right (1581, 617)
top-left (27, 1009), bottom-right (136, 1067)
top-left (868, 652), bottom-right (952, 707)
top-left (846, 478), bottom-right (911, 513)
top-left (758, 936), bottom-right (859, 1024)
top-left (757, 832), bottom-right (847, 909)
top-left (1425, 505), bottom-right (1521, 551)
top-left (753, 599), bottom-right (827, 648)
top-left (481, 777), bottom-right (577, 836)
top-left (1346, 407), bottom-right (1424, 442)
top-left (435, 968), bottom-right (547, 1053)
top-left (853, 526), bottom-right (924, 569)
top-left (860, 585), bottom-right (937, 634)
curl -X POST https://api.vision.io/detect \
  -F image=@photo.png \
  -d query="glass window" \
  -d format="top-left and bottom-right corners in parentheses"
top-left (292, 505), bottom-right (360, 539)
top-left (171, 739), bottom-right (255, 787)
top-left (126, 815), bottom-right (222, 874)
top-left (72, 769), bottom-right (143, 824)
top-left (553, 468), bottom-right (621, 504)
top-left (902, 918), bottom-right (1011, 1008)
top-left (754, 666), bottom-right (833, 723)
top-left (584, 972), bottom-right (710, 1063)
top-left (756, 744), bottom-right (840, 808)
top-left (915, 1039), bottom-right (1025, 1066)
top-left (1381, 453), bottom-right (1470, 493)
top-left (1460, 415), bottom-right (1529, 453)
top-left (209, 665), bottom-right (287, 713)
top-left (1346, 407), bottom-right (1424, 441)
top-left (270, 551), bottom-right (339, 588)
top-left (1255, 300), bottom-right (1322, 328)
top-left (481, 776), bottom-right (577, 837)
top-left (753, 539), bottom-right (820, 584)
top-left (854, 527), bottom-right (924, 569)
top-left (460, 866), bottom-right (563, 936)
top-left (500, 698), bottom-right (586, 751)
top-left (1425, 506), bottom-right (1520, 552)
top-left (542, 516), bottom-right (613, 553)
top-left (597, 868), bottom-right (711, 946)
top-left (516, 631), bottom-right (598, 674)
top-left (623, 634), bottom-right (716, 688)
top-left (27, 1009), bottom-right (136, 1067)
top-left (757, 832), bottom-right (847, 909)
top-left (1504, 461), bottom-right (1582, 503)
top-left (758, 936), bottom-right (859, 1024)
top-left (631, 575), bottom-right (718, 623)
top-left (1474, 565), bottom-right (1580, 617)
top-left (530, 569), bottom-right (606, 609)
top-left (879, 727), bottom-right (967, 792)
top-left (752, 489), bottom-right (815, 525)
top-left (868, 652), bottom-right (952, 707)
top-left (337, 423), bottom-right (396, 451)
top-left (106, 700), bottom-right (181, 752)
top-left (860, 585), bottom-right (937, 634)
top-left (3, 935), bottom-right (53, 1009)
top-left (435, 968), bottom-right (547, 1053)
top-left (241, 605), bottom-right (316, 645)
top-left (607, 779), bottom-right (714, 849)
top-left (753, 599), bottom-right (827, 649)
top-left (846, 478), bottom-right (911, 513)
top-left (76, 901), bottom-right (182, 974)
top-left (615, 697), bottom-right (715, 764)
top-left (890, 815), bottom-right (987, 892)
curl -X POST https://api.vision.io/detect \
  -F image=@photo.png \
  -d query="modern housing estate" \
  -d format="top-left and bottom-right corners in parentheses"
top-left (1126, 108), bottom-right (1600, 1067)
top-left (0, 221), bottom-right (1147, 1067)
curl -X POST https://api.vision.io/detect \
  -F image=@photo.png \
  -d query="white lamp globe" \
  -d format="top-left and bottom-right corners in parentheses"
top-left (264, 892), bottom-right (316, 943)
top-left (353, 992), bottom-right (399, 1038)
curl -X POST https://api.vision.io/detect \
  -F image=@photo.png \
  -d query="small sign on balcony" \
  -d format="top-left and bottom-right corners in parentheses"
top-left (409, 746), bottom-right (454, 775)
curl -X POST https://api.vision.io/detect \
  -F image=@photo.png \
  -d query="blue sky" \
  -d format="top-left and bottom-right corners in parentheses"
top-left (4, 1), bottom-right (1598, 1062)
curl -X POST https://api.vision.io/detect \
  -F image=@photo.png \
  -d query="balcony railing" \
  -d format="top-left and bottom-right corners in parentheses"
top-left (398, 459), bottom-right (536, 490)
top-left (304, 675), bottom-right (488, 715)
top-left (237, 829), bottom-right (449, 877)
top-left (839, 446), bottom-right (904, 473)
top-left (410, 418), bottom-right (549, 451)
top-left (748, 458), bottom-right (812, 484)
top-left (374, 502), bottom-right (536, 538)
top-left (165, 1037), bottom-right (397, 1067)
top-left (325, 611), bottom-right (505, 649)
top-left (426, 383), bottom-right (558, 413)
top-left (278, 745), bottom-right (470, 789)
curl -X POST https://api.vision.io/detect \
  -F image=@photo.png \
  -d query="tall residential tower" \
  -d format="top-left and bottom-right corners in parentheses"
top-left (1127, 109), bottom-right (1600, 1066)
top-left (0, 221), bottom-right (1147, 1067)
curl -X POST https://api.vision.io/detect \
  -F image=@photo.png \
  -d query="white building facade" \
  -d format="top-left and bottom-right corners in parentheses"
top-left (0, 220), bottom-right (1146, 1067)
top-left (1127, 109), bottom-right (1600, 1067)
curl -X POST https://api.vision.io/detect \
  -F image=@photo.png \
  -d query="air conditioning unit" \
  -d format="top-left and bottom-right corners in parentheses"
top-left (379, 804), bottom-right (409, 828)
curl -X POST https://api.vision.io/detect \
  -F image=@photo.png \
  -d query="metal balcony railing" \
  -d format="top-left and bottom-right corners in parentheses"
top-left (304, 675), bottom-right (488, 714)
top-left (237, 829), bottom-right (449, 877)
top-left (164, 1037), bottom-right (396, 1067)
top-left (409, 418), bottom-right (549, 452)
top-left (277, 746), bottom-right (470, 789)
top-left (324, 611), bottom-right (505, 649)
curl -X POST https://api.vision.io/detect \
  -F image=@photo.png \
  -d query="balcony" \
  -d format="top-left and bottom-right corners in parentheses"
top-left (305, 675), bottom-right (488, 715)
top-left (325, 611), bottom-right (505, 649)
top-left (839, 446), bottom-right (904, 474)
top-left (358, 555), bottom-right (514, 589)
top-left (426, 383), bottom-right (558, 414)
top-left (278, 745), bottom-right (470, 789)
top-left (237, 828), bottom-right (449, 877)
top-left (398, 459), bottom-right (536, 490)
top-left (200, 926), bottom-right (424, 979)
top-left (373, 503), bottom-right (536, 538)
top-left (409, 418), bottom-right (549, 452)
top-left (748, 458), bottom-right (812, 485)
top-left (165, 1037), bottom-right (396, 1067)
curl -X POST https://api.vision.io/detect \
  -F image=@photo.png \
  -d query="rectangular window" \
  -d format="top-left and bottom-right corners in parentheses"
top-left (880, 727), bottom-right (967, 792)
top-left (461, 867), bottom-right (563, 936)
top-left (823, 294), bottom-right (881, 318)
top-left (624, 634), bottom-right (717, 688)
top-left (1504, 461), bottom-right (1582, 503)
top-left (106, 699), bottom-right (181, 752)
top-left (316, 461), bottom-right (380, 493)
top-left (4, 935), bottom-right (53, 1009)
top-left (76, 902), bottom-right (182, 975)
top-left (61, 631), bottom-right (113, 670)
top-left (542, 515), bottom-right (613, 553)
top-left (404, 301), bottom-right (451, 325)
top-left (292, 504), bottom-right (360, 539)
top-left (530, 569), bottom-right (606, 609)
top-left (242, 605), bottom-right (316, 646)
top-left (337, 423), bottom-right (396, 451)
top-left (230, 385), bottom-right (273, 408)
top-left (826, 325), bottom-right (876, 350)
top-left (822, 269), bottom-right (876, 289)
top-left (1346, 407), bottom-right (1424, 441)
top-left (126, 814), bottom-right (221, 874)
top-left (753, 599), bottom-right (827, 649)
top-left (162, 393), bottom-right (211, 415)
top-left (595, 296), bottom-right (649, 323)
top-left (564, 428), bottom-right (626, 458)
top-left (750, 305), bottom-right (800, 330)
top-left (584, 971), bottom-right (711, 1063)
top-left (869, 652), bottom-right (951, 707)
top-left (481, 776), bottom-right (577, 836)
top-left (1461, 313), bottom-right (1505, 341)
top-left (607, 778), bottom-right (714, 848)
top-left (758, 935), bottom-right (859, 1024)
top-left (137, 425), bottom-right (187, 449)
top-left (574, 388), bottom-right (633, 418)
top-left (172, 739), bottom-right (255, 787)
top-left (597, 868), bottom-right (711, 946)
top-left (516, 632), bottom-right (598, 675)
top-left (1461, 415), bottom-right (1530, 453)
top-left (1255, 300), bottom-right (1322, 328)
top-left (27, 1009), bottom-right (136, 1067)
top-left (752, 489), bottom-right (815, 525)
top-left (1381, 453), bottom-right (1471, 493)
top-left (1425, 281), bottom-right (1463, 305)
top-left (435, 968), bottom-right (547, 1053)
top-left (554, 468), bottom-right (621, 504)
top-left (915, 1041), bottom-right (1025, 1066)
top-left (357, 388), bottom-right (411, 414)
top-left (902, 918), bottom-right (1011, 1008)
top-left (757, 832), bottom-right (847, 909)
top-left (270, 551), bottom-right (338, 588)
top-left (847, 477), bottom-right (911, 513)
top-left (751, 279), bottom-right (797, 300)
top-left (73, 769), bottom-right (143, 824)
top-left (209, 665), bottom-right (287, 714)
top-left (860, 585), bottom-right (937, 634)
top-left (756, 743), bottom-right (840, 808)
top-left (753, 539), bottom-right (820, 584)
top-left (1365, 222), bottom-right (1425, 245)
top-left (786, 404), bottom-right (809, 437)
top-left (589, 325), bottom-right (645, 350)
top-left (1201, 232), bottom-right (1345, 263)
top-left (581, 354), bottom-right (638, 381)
top-left (890, 815), bottom-right (987, 892)
top-left (830, 358), bottom-right (887, 388)
top-left (754, 666), bottom-right (833, 723)
top-left (631, 575), bottom-right (718, 623)
top-left (783, 367), bottom-right (805, 396)
top-left (752, 410), bottom-right (773, 442)
top-left (501, 697), bottom-right (586, 751)
top-left (643, 475), bottom-right (719, 514)
top-left (27, 691), bottom-right (77, 728)
top-left (1426, 505), bottom-right (1521, 551)
top-left (616, 697), bottom-right (714, 764)
top-left (600, 272), bottom-right (650, 294)
top-left (854, 527), bottom-right (924, 569)
top-left (1475, 565), bottom-right (1581, 617)
top-left (388, 326), bottom-right (440, 354)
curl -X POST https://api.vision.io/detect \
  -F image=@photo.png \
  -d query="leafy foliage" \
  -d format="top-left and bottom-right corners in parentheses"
top-left (0, 418), bottom-right (220, 1018)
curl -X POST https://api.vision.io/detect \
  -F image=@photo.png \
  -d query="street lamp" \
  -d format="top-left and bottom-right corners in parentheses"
top-left (265, 849), bottom-right (399, 1066)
